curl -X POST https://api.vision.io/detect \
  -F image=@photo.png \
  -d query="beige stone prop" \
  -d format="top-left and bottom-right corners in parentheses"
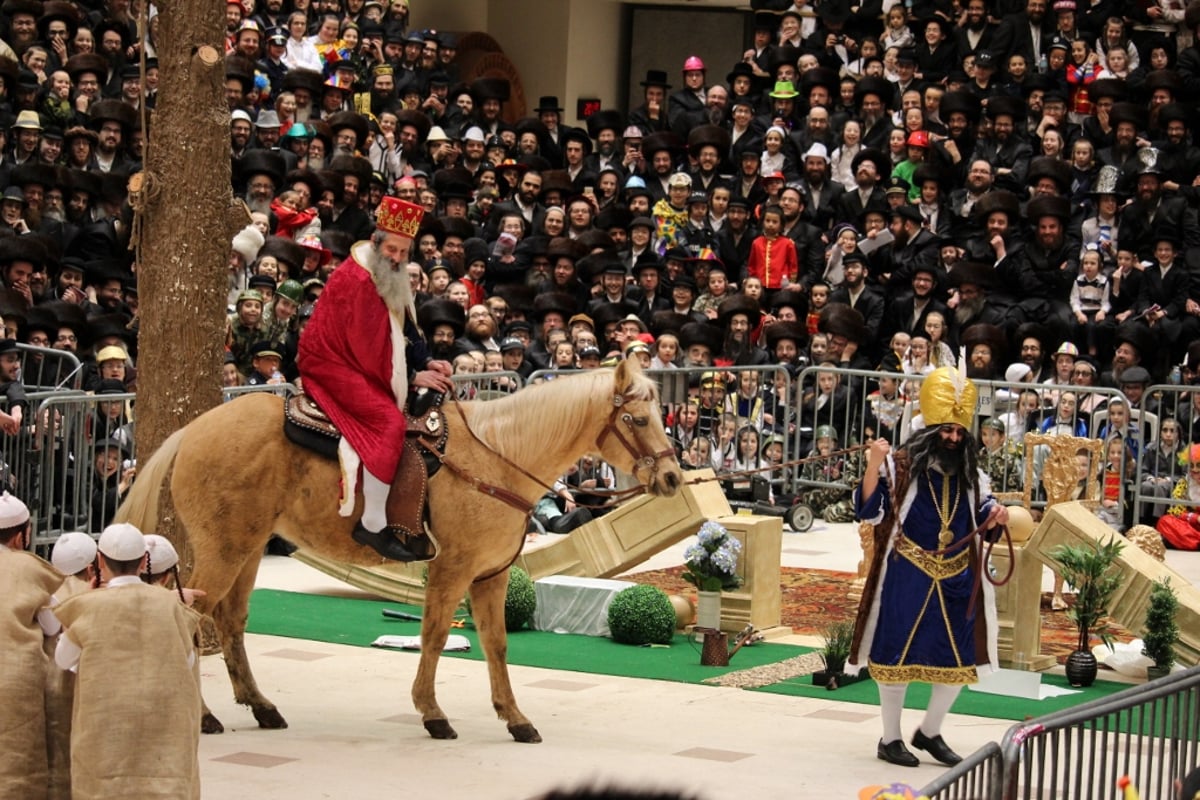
top-left (1027, 502), bottom-right (1200, 666)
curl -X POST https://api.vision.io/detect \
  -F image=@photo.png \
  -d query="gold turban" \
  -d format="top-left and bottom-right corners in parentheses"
top-left (919, 366), bottom-right (977, 429)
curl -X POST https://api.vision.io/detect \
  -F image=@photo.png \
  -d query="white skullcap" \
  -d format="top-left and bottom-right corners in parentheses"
top-left (143, 534), bottom-right (179, 574)
top-left (0, 492), bottom-right (30, 528)
top-left (52, 532), bottom-right (98, 575)
top-left (98, 523), bottom-right (146, 561)
top-left (1004, 363), bottom-right (1032, 383)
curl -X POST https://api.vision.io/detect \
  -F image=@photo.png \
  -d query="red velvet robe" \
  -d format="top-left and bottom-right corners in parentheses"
top-left (297, 244), bottom-right (430, 482)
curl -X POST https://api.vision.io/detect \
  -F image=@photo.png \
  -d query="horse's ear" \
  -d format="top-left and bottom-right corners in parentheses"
top-left (613, 356), bottom-right (637, 390)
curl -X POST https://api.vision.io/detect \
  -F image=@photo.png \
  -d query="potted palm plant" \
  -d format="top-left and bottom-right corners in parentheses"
top-left (812, 620), bottom-right (863, 689)
top-left (1142, 577), bottom-right (1179, 681)
top-left (1051, 536), bottom-right (1125, 687)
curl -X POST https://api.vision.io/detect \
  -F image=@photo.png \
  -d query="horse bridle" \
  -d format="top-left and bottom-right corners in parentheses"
top-left (594, 391), bottom-right (678, 484)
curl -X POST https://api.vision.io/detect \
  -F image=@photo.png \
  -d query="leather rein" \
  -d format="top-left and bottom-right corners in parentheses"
top-left (426, 391), bottom-right (677, 583)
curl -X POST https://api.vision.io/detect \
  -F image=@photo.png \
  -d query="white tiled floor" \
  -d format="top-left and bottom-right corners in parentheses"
top-left (194, 522), bottom-right (1198, 799)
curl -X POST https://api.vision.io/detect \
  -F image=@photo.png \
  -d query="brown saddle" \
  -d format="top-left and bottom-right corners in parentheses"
top-left (284, 390), bottom-right (450, 540)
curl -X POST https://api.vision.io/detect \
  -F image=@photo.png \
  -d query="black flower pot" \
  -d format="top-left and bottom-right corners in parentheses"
top-left (1066, 649), bottom-right (1098, 687)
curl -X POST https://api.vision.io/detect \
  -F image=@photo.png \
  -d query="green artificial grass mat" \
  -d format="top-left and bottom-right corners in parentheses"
top-left (752, 670), bottom-right (1135, 722)
top-left (245, 588), bottom-right (811, 685)
top-left (245, 589), bottom-right (1141, 723)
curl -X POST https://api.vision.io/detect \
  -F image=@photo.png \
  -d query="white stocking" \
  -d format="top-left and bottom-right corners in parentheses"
top-left (878, 682), bottom-right (908, 743)
top-left (360, 471), bottom-right (389, 532)
top-left (920, 683), bottom-right (963, 738)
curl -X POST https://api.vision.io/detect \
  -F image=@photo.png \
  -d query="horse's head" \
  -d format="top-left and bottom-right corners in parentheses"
top-left (595, 359), bottom-right (683, 497)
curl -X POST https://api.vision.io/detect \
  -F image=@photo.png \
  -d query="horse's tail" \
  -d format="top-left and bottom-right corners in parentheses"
top-left (112, 426), bottom-right (187, 533)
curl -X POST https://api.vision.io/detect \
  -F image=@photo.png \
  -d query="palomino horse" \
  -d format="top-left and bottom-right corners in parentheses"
top-left (114, 359), bottom-right (681, 742)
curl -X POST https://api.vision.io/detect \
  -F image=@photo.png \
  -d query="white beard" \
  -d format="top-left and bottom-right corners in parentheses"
top-left (366, 242), bottom-right (417, 321)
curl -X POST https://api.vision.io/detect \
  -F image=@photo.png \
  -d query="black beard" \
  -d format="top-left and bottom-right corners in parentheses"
top-left (966, 362), bottom-right (991, 379)
top-left (905, 424), bottom-right (979, 488)
top-left (430, 341), bottom-right (456, 360)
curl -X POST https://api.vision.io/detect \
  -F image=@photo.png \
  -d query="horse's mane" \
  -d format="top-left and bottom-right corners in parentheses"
top-left (462, 367), bottom-right (658, 466)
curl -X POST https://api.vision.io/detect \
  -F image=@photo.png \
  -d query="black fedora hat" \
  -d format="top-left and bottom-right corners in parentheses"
top-left (640, 69), bottom-right (672, 89)
top-left (534, 95), bottom-right (563, 113)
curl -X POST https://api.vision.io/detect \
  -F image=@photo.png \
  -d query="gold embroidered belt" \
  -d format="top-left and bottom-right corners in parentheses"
top-left (895, 533), bottom-right (969, 580)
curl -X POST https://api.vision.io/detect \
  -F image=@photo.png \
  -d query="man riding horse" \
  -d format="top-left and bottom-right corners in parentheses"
top-left (297, 197), bottom-right (454, 561)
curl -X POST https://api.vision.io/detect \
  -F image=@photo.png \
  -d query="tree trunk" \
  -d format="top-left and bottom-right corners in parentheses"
top-left (135, 3), bottom-right (241, 574)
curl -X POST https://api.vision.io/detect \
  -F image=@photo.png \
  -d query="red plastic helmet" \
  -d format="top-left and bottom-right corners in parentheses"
top-left (682, 56), bottom-right (706, 73)
top-left (906, 130), bottom-right (930, 148)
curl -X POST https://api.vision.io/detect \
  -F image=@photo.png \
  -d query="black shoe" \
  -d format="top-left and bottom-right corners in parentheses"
top-left (877, 738), bottom-right (920, 767)
top-left (351, 524), bottom-right (435, 562)
top-left (911, 729), bottom-right (962, 766)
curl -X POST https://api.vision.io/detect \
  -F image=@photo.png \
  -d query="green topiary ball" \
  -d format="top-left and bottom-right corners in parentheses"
top-left (504, 566), bottom-right (537, 632)
top-left (607, 584), bottom-right (676, 645)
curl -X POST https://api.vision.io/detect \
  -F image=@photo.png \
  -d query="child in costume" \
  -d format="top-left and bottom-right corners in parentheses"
top-left (54, 524), bottom-right (203, 800)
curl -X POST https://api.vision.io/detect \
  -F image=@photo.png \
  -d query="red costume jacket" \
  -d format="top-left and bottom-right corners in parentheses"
top-left (746, 234), bottom-right (799, 290)
top-left (297, 245), bottom-right (431, 482)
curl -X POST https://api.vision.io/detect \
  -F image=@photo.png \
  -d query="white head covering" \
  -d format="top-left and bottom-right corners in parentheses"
top-left (0, 492), bottom-right (29, 528)
top-left (1004, 363), bottom-right (1033, 383)
top-left (51, 532), bottom-right (98, 575)
top-left (98, 523), bottom-right (146, 561)
top-left (143, 534), bottom-right (179, 575)
top-left (803, 143), bottom-right (830, 163)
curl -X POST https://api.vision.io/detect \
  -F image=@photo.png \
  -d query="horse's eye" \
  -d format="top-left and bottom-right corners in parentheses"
top-left (632, 416), bottom-right (649, 427)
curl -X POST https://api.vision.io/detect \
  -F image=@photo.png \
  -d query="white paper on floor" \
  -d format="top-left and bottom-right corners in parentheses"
top-left (967, 668), bottom-right (1080, 700)
top-left (371, 634), bottom-right (471, 652)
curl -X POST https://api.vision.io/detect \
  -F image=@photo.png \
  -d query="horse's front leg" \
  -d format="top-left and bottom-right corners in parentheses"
top-left (413, 560), bottom-right (474, 740)
top-left (468, 570), bottom-right (540, 743)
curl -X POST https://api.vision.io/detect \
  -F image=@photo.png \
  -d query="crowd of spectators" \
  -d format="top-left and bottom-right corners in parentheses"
top-left (1, 0), bottom-right (1200, 540)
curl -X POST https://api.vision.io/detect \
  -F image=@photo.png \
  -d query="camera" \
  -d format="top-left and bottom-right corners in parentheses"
top-left (122, 459), bottom-right (137, 470)
top-left (835, 34), bottom-right (846, 43)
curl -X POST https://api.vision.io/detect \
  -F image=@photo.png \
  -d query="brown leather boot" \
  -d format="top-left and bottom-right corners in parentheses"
top-left (351, 441), bottom-right (435, 562)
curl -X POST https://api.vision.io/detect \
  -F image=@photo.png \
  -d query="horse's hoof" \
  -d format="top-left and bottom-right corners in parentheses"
top-left (424, 719), bottom-right (458, 739)
top-left (201, 713), bottom-right (225, 735)
top-left (253, 706), bottom-right (288, 729)
top-left (508, 723), bottom-right (542, 744)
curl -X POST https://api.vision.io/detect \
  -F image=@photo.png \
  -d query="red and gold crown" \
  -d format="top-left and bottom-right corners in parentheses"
top-left (375, 196), bottom-right (424, 239)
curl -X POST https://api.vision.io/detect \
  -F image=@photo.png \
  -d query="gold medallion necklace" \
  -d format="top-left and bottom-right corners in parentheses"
top-left (928, 470), bottom-right (961, 549)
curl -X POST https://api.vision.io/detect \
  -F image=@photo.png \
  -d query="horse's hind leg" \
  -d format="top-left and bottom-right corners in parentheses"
top-left (412, 561), bottom-right (477, 740)
top-left (468, 570), bottom-right (540, 743)
top-left (212, 555), bottom-right (287, 729)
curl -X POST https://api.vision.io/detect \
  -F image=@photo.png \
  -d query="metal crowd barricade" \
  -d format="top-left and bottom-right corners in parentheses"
top-left (920, 665), bottom-right (1200, 800)
top-left (450, 370), bottom-right (523, 401)
top-left (523, 364), bottom-right (794, 490)
top-left (222, 382), bottom-right (298, 402)
top-left (26, 390), bottom-right (136, 549)
top-left (788, 366), bottom-right (1128, 508)
top-left (641, 364), bottom-right (794, 477)
top-left (18, 343), bottom-right (83, 391)
top-left (1131, 384), bottom-right (1194, 526)
top-left (918, 742), bottom-right (1006, 800)
top-left (0, 391), bottom-right (78, 544)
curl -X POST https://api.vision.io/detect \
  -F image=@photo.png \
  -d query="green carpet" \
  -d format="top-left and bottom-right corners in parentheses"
top-left (245, 588), bottom-right (810, 685)
top-left (246, 589), bottom-right (1135, 720)
top-left (752, 671), bottom-right (1132, 722)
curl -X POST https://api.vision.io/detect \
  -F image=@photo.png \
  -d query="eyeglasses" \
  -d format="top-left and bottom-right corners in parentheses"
top-left (1072, 368), bottom-right (1093, 376)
